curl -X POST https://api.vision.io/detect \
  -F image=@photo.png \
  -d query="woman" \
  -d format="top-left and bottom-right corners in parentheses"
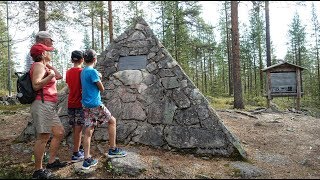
top-left (29, 43), bottom-right (67, 179)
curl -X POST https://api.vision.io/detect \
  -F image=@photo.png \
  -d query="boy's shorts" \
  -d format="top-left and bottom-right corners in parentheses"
top-left (83, 104), bottom-right (112, 127)
top-left (68, 108), bottom-right (84, 126)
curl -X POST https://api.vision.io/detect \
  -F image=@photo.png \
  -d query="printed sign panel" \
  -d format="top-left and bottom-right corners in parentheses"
top-left (270, 72), bottom-right (296, 93)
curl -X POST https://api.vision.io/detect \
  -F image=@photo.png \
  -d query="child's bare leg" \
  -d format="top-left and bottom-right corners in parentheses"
top-left (73, 125), bottom-right (83, 152)
top-left (83, 126), bottom-right (94, 159)
top-left (108, 116), bottom-right (117, 148)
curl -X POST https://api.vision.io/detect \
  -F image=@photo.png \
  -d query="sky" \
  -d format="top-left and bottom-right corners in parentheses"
top-left (10, 1), bottom-right (320, 72)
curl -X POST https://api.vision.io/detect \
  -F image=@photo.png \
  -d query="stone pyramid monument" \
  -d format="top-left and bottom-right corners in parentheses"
top-left (93, 17), bottom-right (246, 158)
top-left (16, 17), bottom-right (246, 159)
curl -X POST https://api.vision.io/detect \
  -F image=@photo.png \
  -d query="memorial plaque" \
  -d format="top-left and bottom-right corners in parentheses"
top-left (270, 72), bottom-right (297, 93)
top-left (119, 55), bottom-right (147, 71)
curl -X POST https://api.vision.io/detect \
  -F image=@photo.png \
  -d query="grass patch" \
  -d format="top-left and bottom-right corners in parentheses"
top-left (0, 156), bottom-right (31, 179)
top-left (0, 89), bottom-right (10, 96)
top-left (231, 168), bottom-right (242, 178)
top-left (207, 95), bottom-right (320, 116)
top-left (0, 104), bottom-right (28, 111)
top-left (207, 96), bottom-right (233, 110)
top-left (103, 160), bottom-right (123, 176)
top-left (0, 166), bottom-right (30, 179)
top-left (0, 104), bottom-right (29, 115)
top-left (208, 96), bottom-right (265, 111)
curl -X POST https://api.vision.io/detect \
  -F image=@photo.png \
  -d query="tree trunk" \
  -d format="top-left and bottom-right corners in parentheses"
top-left (316, 29), bottom-right (320, 100)
top-left (259, 38), bottom-right (263, 95)
top-left (265, 1), bottom-right (271, 67)
top-left (298, 41), bottom-right (302, 66)
top-left (100, 1), bottom-right (104, 50)
top-left (91, 10), bottom-right (95, 50)
top-left (253, 55), bottom-right (257, 95)
top-left (39, 1), bottom-right (46, 31)
top-left (6, 1), bottom-right (11, 96)
top-left (161, 2), bottom-right (165, 46)
top-left (231, 1), bottom-right (244, 109)
top-left (225, 2), bottom-right (233, 96)
top-left (209, 55), bottom-right (214, 95)
top-left (174, 1), bottom-right (179, 62)
top-left (195, 48), bottom-right (199, 87)
top-left (108, 1), bottom-right (113, 44)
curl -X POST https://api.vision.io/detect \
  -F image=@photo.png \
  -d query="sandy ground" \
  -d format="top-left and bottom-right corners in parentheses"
top-left (0, 107), bottom-right (319, 179)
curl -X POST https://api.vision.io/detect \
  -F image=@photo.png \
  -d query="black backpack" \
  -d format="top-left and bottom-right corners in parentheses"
top-left (15, 71), bottom-right (43, 104)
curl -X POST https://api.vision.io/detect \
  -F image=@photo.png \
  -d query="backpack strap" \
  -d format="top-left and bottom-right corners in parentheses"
top-left (41, 89), bottom-right (44, 103)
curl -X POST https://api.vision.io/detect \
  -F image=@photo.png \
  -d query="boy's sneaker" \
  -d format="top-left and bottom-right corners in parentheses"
top-left (32, 169), bottom-right (53, 179)
top-left (80, 148), bottom-right (84, 154)
top-left (71, 151), bottom-right (84, 162)
top-left (107, 147), bottom-right (127, 158)
top-left (82, 157), bottom-right (98, 170)
top-left (46, 159), bottom-right (68, 169)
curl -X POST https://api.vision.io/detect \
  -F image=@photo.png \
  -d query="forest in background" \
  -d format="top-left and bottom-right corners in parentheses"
top-left (0, 1), bottom-right (320, 111)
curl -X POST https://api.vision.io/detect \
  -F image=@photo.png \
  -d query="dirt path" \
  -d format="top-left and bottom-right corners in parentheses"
top-left (0, 108), bottom-right (319, 179)
top-left (219, 109), bottom-right (320, 179)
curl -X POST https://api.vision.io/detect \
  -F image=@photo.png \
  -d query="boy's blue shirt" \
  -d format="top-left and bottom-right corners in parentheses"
top-left (81, 66), bottom-right (102, 108)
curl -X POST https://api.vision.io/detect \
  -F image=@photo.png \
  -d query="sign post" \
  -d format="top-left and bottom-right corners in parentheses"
top-left (262, 62), bottom-right (305, 110)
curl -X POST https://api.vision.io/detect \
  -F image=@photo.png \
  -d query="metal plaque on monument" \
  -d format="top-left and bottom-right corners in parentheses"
top-left (119, 55), bottom-right (147, 71)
